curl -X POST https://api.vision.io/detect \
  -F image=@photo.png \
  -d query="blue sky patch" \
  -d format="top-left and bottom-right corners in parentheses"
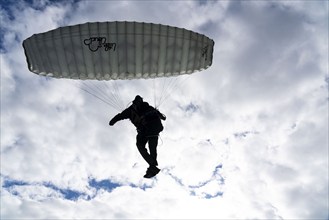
top-left (88, 178), bottom-right (121, 192)
top-left (2, 176), bottom-right (126, 201)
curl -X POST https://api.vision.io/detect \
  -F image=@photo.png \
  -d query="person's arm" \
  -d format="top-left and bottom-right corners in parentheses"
top-left (109, 107), bottom-right (131, 126)
top-left (157, 110), bottom-right (166, 120)
top-left (143, 105), bottom-right (166, 121)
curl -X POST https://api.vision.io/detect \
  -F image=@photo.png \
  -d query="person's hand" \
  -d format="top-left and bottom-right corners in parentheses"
top-left (109, 119), bottom-right (115, 126)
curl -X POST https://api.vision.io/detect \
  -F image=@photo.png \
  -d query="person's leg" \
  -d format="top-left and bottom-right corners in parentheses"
top-left (148, 136), bottom-right (159, 166)
top-left (136, 134), bottom-right (157, 166)
top-left (143, 135), bottom-right (160, 178)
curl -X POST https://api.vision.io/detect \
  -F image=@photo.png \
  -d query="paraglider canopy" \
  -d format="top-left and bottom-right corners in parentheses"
top-left (22, 21), bottom-right (214, 80)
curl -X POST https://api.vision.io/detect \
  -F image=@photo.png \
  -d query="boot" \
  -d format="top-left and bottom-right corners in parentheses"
top-left (143, 166), bottom-right (160, 178)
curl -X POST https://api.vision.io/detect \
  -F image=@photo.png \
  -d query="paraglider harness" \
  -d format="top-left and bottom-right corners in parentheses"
top-left (130, 106), bottom-right (164, 136)
top-left (109, 96), bottom-right (166, 137)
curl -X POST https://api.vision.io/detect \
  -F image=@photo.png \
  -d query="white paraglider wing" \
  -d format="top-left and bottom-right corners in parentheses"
top-left (23, 21), bottom-right (214, 80)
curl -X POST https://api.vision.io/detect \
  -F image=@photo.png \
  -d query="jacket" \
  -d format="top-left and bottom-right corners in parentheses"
top-left (110, 102), bottom-right (166, 135)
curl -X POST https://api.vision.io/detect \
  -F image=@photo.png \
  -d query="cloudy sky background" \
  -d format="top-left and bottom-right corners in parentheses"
top-left (1, 0), bottom-right (328, 219)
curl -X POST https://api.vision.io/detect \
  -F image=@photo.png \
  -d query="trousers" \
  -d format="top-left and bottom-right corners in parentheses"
top-left (136, 133), bottom-right (158, 167)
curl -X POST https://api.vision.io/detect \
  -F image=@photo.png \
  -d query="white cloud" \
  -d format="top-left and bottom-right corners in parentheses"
top-left (1, 0), bottom-right (328, 219)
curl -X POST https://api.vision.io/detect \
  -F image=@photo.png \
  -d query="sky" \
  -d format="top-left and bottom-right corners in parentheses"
top-left (1, 0), bottom-right (328, 219)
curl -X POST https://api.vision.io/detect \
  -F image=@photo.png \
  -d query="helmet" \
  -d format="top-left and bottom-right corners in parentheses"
top-left (133, 95), bottom-right (143, 105)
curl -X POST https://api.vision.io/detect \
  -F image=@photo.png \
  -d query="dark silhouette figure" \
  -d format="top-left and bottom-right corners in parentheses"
top-left (109, 95), bottom-right (166, 178)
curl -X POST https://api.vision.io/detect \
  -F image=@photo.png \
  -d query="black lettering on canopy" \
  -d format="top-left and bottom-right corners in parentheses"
top-left (84, 37), bottom-right (116, 52)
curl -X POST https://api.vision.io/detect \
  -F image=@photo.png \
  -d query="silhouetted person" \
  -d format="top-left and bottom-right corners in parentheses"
top-left (109, 95), bottom-right (166, 178)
